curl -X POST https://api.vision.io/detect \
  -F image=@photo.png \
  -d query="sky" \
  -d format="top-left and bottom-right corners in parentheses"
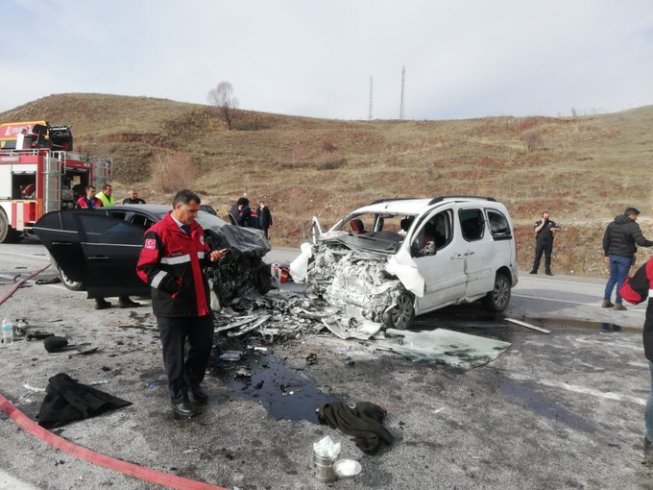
top-left (1, 0), bottom-right (652, 120)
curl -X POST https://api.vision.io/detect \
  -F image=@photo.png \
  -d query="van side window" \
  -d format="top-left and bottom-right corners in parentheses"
top-left (459, 209), bottom-right (485, 241)
top-left (487, 210), bottom-right (512, 240)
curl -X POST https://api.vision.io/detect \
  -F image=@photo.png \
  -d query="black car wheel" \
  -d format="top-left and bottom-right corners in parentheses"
top-left (58, 266), bottom-right (85, 291)
top-left (483, 273), bottom-right (511, 312)
top-left (382, 291), bottom-right (415, 330)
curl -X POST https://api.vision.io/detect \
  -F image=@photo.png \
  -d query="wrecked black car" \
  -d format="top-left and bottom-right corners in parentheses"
top-left (33, 204), bottom-right (271, 304)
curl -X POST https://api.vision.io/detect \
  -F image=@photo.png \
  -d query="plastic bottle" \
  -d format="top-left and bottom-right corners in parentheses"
top-left (1, 318), bottom-right (13, 344)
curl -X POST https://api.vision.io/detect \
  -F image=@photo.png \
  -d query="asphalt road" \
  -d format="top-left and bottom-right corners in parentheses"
top-left (1, 241), bottom-right (652, 489)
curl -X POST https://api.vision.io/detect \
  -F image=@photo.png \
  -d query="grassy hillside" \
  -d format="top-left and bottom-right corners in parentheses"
top-left (3, 93), bottom-right (653, 276)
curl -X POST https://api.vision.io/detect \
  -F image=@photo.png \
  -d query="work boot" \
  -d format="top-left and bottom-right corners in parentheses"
top-left (189, 384), bottom-right (209, 404)
top-left (529, 270), bottom-right (537, 275)
top-left (613, 303), bottom-right (627, 311)
top-left (601, 300), bottom-right (614, 308)
top-left (118, 297), bottom-right (141, 308)
top-left (95, 298), bottom-right (111, 310)
top-left (645, 437), bottom-right (653, 466)
top-left (545, 271), bottom-right (553, 276)
top-left (171, 396), bottom-right (196, 418)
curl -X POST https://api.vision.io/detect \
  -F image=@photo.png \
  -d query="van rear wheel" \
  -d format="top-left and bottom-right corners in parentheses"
top-left (483, 273), bottom-right (511, 312)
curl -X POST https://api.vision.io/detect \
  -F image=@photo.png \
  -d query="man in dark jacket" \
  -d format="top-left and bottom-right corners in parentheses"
top-left (602, 207), bottom-right (653, 310)
top-left (136, 189), bottom-right (227, 417)
top-left (529, 211), bottom-right (560, 275)
top-left (257, 201), bottom-right (273, 239)
top-left (122, 189), bottom-right (146, 205)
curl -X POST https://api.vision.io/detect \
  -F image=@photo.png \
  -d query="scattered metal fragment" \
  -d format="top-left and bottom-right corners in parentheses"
top-left (321, 317), bottom-right (382, 340)
top-left (306, 353), bottom-right (318, 365)
top-left (23, 383), bottom-right (46, 392)
top-left (214, 316), bottom-right (261, 333)
top-left (226, 315), bottom-right (271, 337)
top-left (219, 351), bottom-right (243, 362)
top-left (69, 347), bottom-right (99, 358)
top-left (505, 318), bottom-right (551, 334)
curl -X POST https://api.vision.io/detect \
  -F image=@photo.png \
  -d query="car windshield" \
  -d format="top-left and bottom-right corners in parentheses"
top-left (335, 212), bottom-right (417, 235)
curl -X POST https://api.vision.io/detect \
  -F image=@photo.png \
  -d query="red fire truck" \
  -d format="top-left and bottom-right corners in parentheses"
top-left (0, 121), bottom-right (112, 243)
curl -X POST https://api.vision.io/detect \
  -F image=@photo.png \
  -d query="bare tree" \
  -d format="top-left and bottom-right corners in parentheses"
top-left (207, 81), bottom-right (238, 130)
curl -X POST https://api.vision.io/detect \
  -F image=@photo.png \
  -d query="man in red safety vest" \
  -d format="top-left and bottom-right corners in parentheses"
top-left (136, 189), bottom-right (226, 418)
top-left (75, 185), bottom-right (102, 209)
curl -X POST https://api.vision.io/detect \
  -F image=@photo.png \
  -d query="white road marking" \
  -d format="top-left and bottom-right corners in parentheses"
top-left (0, 251), bottom-right (50, 262)
top-left (0, 469), bottom-right (39, 490)
top-left (513, 293), bottom-right (646, 309)
top-left (508, 373), bottom-right (647, 406)
top-left (628, 361), bottom-right (650, 368)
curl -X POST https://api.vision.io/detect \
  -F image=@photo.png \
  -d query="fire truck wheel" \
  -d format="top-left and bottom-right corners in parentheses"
top-left (57, 266), bottom-right (85, 291)
top-left (0, 208), bottom-right (19, 243)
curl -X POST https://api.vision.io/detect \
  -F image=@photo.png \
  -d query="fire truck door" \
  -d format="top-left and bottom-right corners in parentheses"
top-left (45, 154), bottom-right (62, 213)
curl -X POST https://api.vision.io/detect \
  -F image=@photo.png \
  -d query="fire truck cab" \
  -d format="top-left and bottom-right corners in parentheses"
top-left (0, 121), bottom-right (111, 243)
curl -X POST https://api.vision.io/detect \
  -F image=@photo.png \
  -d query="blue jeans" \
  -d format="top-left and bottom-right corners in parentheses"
top-left (647, 362), bottom-right (653, 442)
top-left (603, 255), bottom-right (632, 304)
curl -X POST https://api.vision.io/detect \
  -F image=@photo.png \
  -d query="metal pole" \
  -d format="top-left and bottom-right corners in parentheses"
top-left (368, 76), bottom-right (373, 120)
top-left (399, 66), bottom-right (406, 120)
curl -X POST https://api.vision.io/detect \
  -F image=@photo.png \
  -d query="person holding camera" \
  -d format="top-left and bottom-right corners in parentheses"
top-left (529, 211), bottom-right (561, 275)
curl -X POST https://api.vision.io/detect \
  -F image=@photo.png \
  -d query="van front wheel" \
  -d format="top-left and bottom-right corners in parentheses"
top-left (382, 291), bottom-right (415, 330)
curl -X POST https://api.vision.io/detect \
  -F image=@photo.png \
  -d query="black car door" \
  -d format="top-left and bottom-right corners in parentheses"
top-left (34, 211), bottom-right (86, 283)
top-left (72, 212), bottom-right (149, 298)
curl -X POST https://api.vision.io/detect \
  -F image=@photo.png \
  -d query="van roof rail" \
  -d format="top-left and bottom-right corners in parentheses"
top-left (428, 195), bottom-right (496, 205)
top-left (367, 196), bottom-right (497, 206)
top-left (368, 197), bottom-right (424, 205)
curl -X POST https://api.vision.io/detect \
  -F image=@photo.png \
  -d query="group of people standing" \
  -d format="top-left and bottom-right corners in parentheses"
top-left (529, 207), bottom-right (653, 311)
top-left (75, 184), bottom-right (146, 209)
top-left (228, 196), bottom-right (273, 239)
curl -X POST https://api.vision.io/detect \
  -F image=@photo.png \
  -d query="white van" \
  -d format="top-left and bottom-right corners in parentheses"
top-left (290, 196), bottom-right (518, 329)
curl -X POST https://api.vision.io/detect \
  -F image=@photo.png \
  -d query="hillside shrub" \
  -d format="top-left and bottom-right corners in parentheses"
top-left (151, 152), bottom-right (196, 193)
top-left (316, 151), bottom-right (345, 170)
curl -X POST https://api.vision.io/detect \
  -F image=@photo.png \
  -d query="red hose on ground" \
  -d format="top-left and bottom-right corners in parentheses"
top-left (0, 264), bottom-right (51, 306)
top-left (0, 395), bottom-right (227, 490)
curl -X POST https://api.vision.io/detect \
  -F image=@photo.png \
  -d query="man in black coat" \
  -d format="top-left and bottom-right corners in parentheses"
top-left (602, 207), bottom-right (653, 310)
top-left (529, 211), bottom-right (560, 275)
top-left (257, 201), bottom-right (273, 239)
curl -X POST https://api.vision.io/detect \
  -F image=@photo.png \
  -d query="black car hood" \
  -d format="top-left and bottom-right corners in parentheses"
top-left (205, 224), bottom-right (270, 257)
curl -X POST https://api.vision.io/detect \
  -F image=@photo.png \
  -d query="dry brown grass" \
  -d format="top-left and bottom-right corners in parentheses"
top-left (150, 151), bottom-right (196, 193)
top-left (4, 94), bottom-right (653, 276)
